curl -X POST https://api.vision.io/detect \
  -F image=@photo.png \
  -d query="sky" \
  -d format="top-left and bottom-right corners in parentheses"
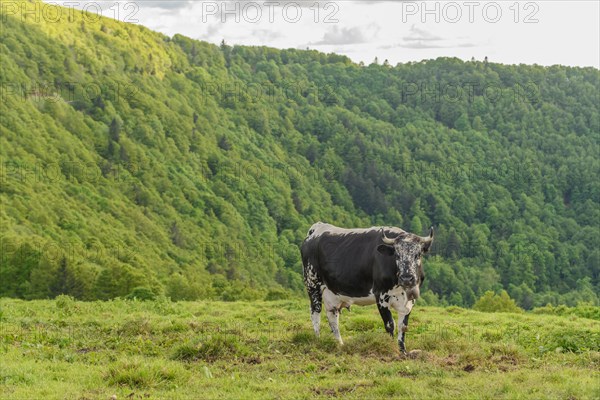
top-left (54, 1), bottom-right (600, 68)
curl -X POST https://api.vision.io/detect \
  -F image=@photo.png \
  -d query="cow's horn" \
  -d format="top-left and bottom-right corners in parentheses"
top-left (421, 226), bottom-right (434, 243)
top-left (381, 229), bottom-right (395, 245)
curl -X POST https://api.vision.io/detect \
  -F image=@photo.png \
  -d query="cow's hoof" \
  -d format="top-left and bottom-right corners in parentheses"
top-left (406, 349), bottom-right (423, 359)
top-left (399, 349), bottom-right (423, 359)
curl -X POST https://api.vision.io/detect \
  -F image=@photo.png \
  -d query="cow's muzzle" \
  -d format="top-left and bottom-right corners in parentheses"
top-left (400, 274), bottom-right (416, 287)
top-left (405, 286), bottom-right (420, 301)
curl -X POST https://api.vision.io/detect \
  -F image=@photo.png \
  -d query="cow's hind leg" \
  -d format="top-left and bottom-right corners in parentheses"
top-left (303, 262), bottom-right (322, 337)
top-left (326, 309), bottom-right (343, 344)
top-left (308, 288), bottom-right (322, 337)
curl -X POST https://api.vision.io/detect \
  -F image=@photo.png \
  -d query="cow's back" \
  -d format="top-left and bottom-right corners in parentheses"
top-left (301, 223), bottom-right (404, 297)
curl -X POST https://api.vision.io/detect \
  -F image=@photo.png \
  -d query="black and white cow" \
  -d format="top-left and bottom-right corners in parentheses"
top-left (300, 222), bottom-right (433, 353)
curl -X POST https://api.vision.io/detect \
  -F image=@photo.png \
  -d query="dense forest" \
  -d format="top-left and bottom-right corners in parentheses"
top-left (1, 1), bottom-right (598, 308)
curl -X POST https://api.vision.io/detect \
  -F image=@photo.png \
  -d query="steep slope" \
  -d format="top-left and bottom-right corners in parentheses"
top-left (1, 1), bottom-right (598, 306)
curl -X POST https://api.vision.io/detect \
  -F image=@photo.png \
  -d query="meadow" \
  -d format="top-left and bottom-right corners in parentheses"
top-left (0, 296), bottom-right (598, 400)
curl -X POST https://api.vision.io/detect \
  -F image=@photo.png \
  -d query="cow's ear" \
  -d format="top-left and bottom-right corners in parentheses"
top-left (377, 244), bottom-right (395, 256)
top-left (421, 241), bottom-right (432, 253)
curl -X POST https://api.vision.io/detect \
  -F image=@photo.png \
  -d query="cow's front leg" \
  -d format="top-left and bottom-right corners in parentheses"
top-left (398, 312), bottom-right (410, 354)
top-left (377, 302), bottom-right (395, 338)
top-left (393, 296), bottom-right (415, 355)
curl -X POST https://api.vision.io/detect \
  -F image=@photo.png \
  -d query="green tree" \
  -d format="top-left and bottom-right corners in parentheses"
top-left (473, 290), bottom-right (522, 313)
top-left (410, 215), bottom-right (422, 234)
top-left (0, 6), bottom-right (597, 303)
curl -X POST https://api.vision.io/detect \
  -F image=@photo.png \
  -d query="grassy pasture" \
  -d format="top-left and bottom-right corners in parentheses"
top-left (0, 297), bottom-right (598, 399)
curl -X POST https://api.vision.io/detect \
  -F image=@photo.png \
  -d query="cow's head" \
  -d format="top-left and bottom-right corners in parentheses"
top-left (376, 227), bottom-right (434, 300)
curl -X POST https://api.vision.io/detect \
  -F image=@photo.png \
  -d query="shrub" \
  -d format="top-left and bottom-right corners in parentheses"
top-left (219, 281), bottom-right (266, 301)
top-left (291, 331), bottom-right (315, 345)
top-left (264, 288), bottom-right (290, 301)
top-left (106, 358), bottom-right (186, 388)
top-left (344, 316), bottom-right (377, 332)
top-left (172, 334), bottom-right (249, 362)
top-left (290, 331), bottom-right (338, 352)
top-left (55, 294), bottom-right (75, 310)
top-left (153, 294), bottom-right (177, 315)
top-left (473, 290), bottom-right (522, 313)
top-left (418, 289), bottom-right (442, 306)
top-left (540, 327), bottom-right (600, 353)
top-left (532, 303), bottom-right (600, 321)
top-left (342, 332), bottom-right (399, 357)
top-left (125, 287), bottom-right (156, 301)
top-left (118, 317), bottom-right (153, 336)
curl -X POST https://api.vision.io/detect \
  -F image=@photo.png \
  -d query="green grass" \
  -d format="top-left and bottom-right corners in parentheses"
top-left (0, 298), bottom-right (598, 399)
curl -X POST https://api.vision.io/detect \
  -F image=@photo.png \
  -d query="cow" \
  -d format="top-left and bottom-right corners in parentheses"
top-left (300, 222), bottom-right (433, 354)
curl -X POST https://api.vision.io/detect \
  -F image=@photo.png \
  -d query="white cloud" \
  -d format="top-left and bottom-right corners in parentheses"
top-left (49, 1), bottom-right (600, 68)
top-left (312, 26), bottom-right (368, 45)
top-left (404, 25), bottom-right (442, 42)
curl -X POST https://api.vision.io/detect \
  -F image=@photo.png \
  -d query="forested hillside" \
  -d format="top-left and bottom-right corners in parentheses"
top-left (1, 1), bottom-right (598, 307)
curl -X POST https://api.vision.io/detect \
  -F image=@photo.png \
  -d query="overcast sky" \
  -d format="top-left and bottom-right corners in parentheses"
top-left (55, 1), bottom-right (599, 67)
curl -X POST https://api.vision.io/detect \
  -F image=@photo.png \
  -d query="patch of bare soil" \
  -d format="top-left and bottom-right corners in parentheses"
top-left (312, 383), bottom-right (373, 397)
top-left (463, 364), bottom-right (475, 372)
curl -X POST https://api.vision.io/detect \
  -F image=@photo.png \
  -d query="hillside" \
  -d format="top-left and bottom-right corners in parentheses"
top-left (1, 1), bottom-right (599, 306)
